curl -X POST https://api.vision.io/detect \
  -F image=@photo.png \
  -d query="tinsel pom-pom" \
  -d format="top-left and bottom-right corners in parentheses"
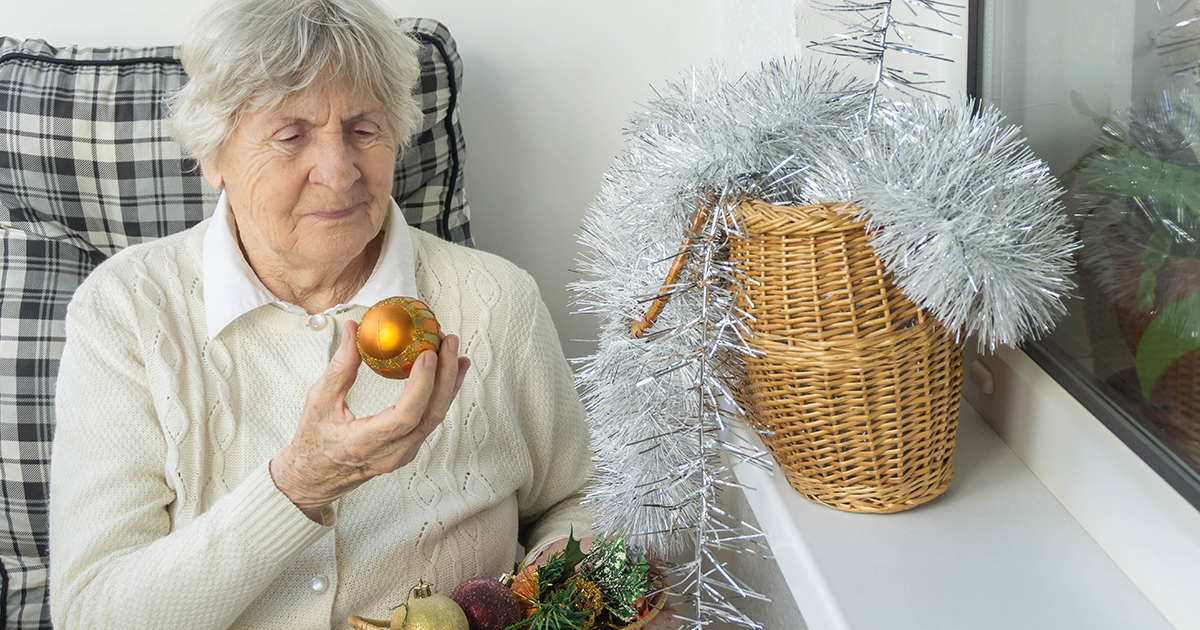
top-left (802, 100), bottom-right (1079, 350)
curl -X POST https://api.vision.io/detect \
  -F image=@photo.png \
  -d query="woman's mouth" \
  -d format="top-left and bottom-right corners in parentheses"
top-left (310, 202), bottom-right (365, 221)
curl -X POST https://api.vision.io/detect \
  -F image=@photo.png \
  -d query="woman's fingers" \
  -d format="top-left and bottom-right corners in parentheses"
top-left (288, 325), bottom-right (469, 504)
top-left (355, 334), bottom-right (468, 472)
top-left (385, 347), bottom-right (439, 436)
top-left (382, 334), bottom-right (465, 430)
top-left (423, 334), bottom-right (466, 425)
top-left (278, 322), bottom-right (473, 519)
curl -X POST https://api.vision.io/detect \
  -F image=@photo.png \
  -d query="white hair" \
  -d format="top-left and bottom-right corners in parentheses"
top-left (170, 0), bottom-right (423, 166)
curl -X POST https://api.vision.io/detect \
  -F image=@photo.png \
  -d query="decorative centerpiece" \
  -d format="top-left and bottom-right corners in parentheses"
top-left (346, 535), bottom-right (662, 630)
top-left (573, 2), bottom-right (1077, 628)
top-left (507, 535), bottom-right (665, 630)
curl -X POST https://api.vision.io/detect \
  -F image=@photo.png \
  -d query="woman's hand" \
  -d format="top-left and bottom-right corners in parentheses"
top-left (270, 319), bottom-right (470, 521)
top-left (528, 536), bottom-right (596, 567)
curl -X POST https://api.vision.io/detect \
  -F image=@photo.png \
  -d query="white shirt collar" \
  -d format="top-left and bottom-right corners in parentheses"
top-left (202, 190), bottom-right (417, 339)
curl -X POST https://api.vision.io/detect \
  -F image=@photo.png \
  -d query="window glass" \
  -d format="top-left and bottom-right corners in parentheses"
top-left (979, 0), bottom-right (1200, 498)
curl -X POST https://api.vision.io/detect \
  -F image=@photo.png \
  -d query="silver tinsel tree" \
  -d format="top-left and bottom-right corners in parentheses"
top-left (809, 0), bottom-right (961, 111)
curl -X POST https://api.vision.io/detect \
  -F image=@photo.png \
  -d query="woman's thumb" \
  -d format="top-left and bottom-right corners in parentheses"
top-left (316, 319), bottom-right (362, 399)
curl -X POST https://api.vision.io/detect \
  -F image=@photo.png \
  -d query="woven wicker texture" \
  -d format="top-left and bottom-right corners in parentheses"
top-left (347, 589), bottom-right (667, 630)
top-left (729, 200), bottom-right (964, 513)
top-left (347, 617), bottom-right (390, 630)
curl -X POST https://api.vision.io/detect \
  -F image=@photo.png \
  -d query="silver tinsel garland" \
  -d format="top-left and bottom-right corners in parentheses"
top-left (802, 0), bottom-right (1076, 348)
top-left (800, 100), bottom-right (1079, 350)
top-left (573, 61), bottom-right (868, 629)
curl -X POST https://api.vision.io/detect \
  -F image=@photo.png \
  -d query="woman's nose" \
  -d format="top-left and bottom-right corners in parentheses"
top-left (308, 135), bottom-right (361, 191)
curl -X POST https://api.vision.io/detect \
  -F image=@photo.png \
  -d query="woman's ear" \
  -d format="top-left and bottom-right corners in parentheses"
top-left (200, 161), bottom-right (224, 190)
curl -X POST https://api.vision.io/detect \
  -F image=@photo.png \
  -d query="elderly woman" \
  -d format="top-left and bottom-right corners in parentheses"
top-left (47, 0), bottom-right (595, 627)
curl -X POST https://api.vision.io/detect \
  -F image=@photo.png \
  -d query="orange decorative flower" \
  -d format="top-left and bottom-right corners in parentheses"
top-left (510, 565), bottom-right (540, 619)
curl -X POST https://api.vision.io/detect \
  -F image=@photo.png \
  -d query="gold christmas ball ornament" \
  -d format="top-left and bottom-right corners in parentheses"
top-left (390, 582), bottom-right (469, 630)
top-left (357, 297), bottom-right (442, 379)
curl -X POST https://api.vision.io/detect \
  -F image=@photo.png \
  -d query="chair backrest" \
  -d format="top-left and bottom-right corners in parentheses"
top-left (0, 18), bottom-right (469, 629)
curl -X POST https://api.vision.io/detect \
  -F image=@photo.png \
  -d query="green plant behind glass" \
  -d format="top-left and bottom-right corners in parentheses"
top-left (1076, 90), bottom-right (1200, 401)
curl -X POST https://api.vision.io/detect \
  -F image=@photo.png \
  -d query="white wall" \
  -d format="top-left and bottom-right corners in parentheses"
top-left (397, 1), bottom-right (721, 360)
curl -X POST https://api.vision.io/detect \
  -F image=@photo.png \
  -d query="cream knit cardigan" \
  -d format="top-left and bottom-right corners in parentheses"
top-left (49, 221), bottom-right (595, 629)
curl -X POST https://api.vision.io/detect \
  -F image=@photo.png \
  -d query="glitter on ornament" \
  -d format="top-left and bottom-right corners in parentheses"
top-left (357, 297), bottom-right (441, 379)
top-left (450, 576), bottom-right (520, 630)
top-left (391, 582), bottom-right (469, 630)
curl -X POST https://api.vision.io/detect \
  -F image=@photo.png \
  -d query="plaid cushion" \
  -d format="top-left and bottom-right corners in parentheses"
top-left (0, 19), bottom-right (468, 629)
top-left (402, 19), bottom-right (471, 246)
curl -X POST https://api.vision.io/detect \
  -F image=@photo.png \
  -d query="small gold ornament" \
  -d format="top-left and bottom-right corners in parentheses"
top-left (391, 581), bottom-right (469, 630)
top-left (574, 578), bottom-right (605, 627)
top-left (357, 297), bottom-right (441, 379)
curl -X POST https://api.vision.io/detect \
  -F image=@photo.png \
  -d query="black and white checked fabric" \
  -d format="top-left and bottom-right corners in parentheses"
top-left (403, 18), bottom-right (471, 246)
top-left (0, 19), bottom-right (469, 629)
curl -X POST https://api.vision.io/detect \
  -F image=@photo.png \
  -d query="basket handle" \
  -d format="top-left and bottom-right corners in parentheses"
top-left (630, 204), bottom-right (710, 338)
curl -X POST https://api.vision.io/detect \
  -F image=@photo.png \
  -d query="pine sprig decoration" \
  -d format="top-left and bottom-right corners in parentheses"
top-left (579, 537), bottom-right (651, 622)
top-left (801, 100), bottom-right (1079, 350)
top-left (507, 534), bottom-right (597, 630)
top-left (536, 534), bottom-right (588, 589)
top-left (505, 582), bottom-right (591, 630)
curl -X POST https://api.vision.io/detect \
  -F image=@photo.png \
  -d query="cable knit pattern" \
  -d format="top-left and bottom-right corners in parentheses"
top-left (49, 221), bottom-right (595, 629)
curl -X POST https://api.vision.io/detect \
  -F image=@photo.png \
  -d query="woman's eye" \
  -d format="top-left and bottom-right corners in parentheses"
top-left (351, 124), bottom-right (382, 142)
top-left (274, 133), bottom-right (305, 148)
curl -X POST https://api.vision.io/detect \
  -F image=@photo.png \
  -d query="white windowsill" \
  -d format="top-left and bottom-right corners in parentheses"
top-left (730, 391), bottom-right (1186, 629)
top-left (962, 346), bottom-right (1200, 629)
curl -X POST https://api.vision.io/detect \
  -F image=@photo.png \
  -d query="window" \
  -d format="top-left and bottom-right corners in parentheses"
top-left (975, 0), bottom-right (1200, 508)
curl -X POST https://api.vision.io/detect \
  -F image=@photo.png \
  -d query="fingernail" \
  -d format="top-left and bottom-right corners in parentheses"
top-left (421, 350), bottom-right (437, 370)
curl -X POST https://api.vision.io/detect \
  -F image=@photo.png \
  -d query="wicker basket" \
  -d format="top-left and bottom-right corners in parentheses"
top-left (347, 589), bottom-right (667, 630)
top-left (727, 200), bottom-right (964, 513)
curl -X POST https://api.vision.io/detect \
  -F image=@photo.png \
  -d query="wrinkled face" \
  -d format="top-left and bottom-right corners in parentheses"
top-left (201, 84), bottom-right (396, 272)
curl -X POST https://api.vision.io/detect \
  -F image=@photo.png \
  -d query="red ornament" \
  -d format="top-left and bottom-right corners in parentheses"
top-left (450, 576), bottom-right (520, 630)
top-left (357, 297), bottom-right (441, 379)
